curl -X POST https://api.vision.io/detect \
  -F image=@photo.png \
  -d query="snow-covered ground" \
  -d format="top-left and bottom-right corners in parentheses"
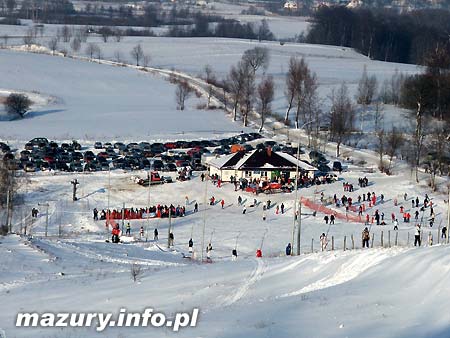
top-left (0, 23), bottom-right (448, 338)
top-left (0, 49), bottom-right (247, 140)
top-left (1, 163), bottom-right (449, 337)
top-left (0, 34), bottom-right (421, 133)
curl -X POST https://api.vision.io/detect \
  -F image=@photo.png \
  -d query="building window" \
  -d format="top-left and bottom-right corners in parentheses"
top-left (245, 171), bottom-right (252, 177)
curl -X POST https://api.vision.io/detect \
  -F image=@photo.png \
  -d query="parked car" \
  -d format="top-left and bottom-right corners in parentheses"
top-left (332, 161), bottom-right (343, 172)
top-left (163, 163), bottom-right (177, 172)
top-left (24, 161), bottom-right (36, 172)
top-left (94, 142), bottom-right (103, 149)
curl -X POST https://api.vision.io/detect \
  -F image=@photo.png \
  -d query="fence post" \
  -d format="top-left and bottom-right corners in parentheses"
top-left (395, 231), bottom-right (398, 246)
top-left (407, 232), bottom-right (410, 246)
top-left (371, 233), bottom-right (375, 248)
top-left (438, 226), bottom-right (440, 244)
top-left (381, 231), bottom-right (384, 248)
top-left (311, 238), bottom-right (314, 253)
top-left (331, 236), bottom-right (334, 251)
top-left (343, 236), bottom-right (347, 251)
top-left (388, 230), bottom-right (391, 248)
top-left (351, 234), bottom-right (355, 250)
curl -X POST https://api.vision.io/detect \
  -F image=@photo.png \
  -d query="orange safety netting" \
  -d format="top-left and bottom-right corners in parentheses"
top-left (300, 197), bottom-right (364, 224)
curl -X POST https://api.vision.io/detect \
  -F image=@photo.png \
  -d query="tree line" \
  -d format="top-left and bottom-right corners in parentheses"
top-left (307, 6), bottom-right (450, 65)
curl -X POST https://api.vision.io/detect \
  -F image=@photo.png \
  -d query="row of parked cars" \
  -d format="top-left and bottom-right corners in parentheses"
top-left (1, 133), bottom-right (265, 173)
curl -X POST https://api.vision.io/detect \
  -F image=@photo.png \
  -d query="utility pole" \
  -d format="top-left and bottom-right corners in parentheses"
top-left (6, 186), bottom-right (11, 233)
top-left (447, 188), bottom-right (450, 244)
top-left (121, 202), bottom-right (125, 234)
top-left (297, 198), bottom-right (302, 255)
top-left (292, 121), bottom-right (314, 255)
top-left (38, 202), bottom-right (49, 237)
top-left (167, 207), bottom-right (172, 248)
top-left (71, 179), bottom-right (79, 201)
top-left (201, 171), bottom-right (208, 262)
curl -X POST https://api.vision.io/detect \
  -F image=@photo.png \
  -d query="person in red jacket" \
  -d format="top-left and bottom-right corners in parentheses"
top-left (221, 199), bottom-right (225, 209)
top-left (256, 249), bottom-right (262, 258)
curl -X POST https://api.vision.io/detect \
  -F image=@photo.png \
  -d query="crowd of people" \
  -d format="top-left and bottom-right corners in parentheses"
top-left (93, 204), bottom-right (187, 222)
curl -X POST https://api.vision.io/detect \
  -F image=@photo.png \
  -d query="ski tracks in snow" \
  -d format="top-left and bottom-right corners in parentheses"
top-left (221, 258), bottom-right (266, 307)
top-left (279, 249), bottom-right (403, 299)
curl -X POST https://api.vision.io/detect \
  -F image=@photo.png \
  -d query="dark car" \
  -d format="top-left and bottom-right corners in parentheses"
top-left (94, 142), bottom-right (103, 149)
top-left (332, 161), bottom-right (343, 172)
top-left (24, 161), bottom-right (36, 172)
top-left (0, 142), bottom-right (11, 153)
top-left (152, 159), bottom-right (164, 171)
top-left (30, 137), bottom-right (48, 147)
top-left (70, 162), bottom-right (83, 172)
top-left (163, 162), bottom-right (177, 172)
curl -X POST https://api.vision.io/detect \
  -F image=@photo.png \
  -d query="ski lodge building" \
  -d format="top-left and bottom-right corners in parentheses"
top-left (207, 148), bottom-right (317, 182)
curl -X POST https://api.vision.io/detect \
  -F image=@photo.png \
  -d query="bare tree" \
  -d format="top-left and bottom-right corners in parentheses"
top-left (257, 76), bottom-right (275, 132)
top-left (131, 43), bottom-right (144, 66)
top-left (239, 60), bottom-right (255, 127)
top-left (48, 37), bottom-right (58, 55)
top-left (302, 72), bottom-right (320, 147)
top-left (227, 62), bottom-right (246, 121)
top-left (61, 25), bottom-right (72, 43)
top-left (356, 65), bottom-right (378, 105)
top-left (329, 83), bottom-right (355, 157)
top-left (114, 29), bottom-right (123, 42)
top-left (204, 64), bottom-right (216, 108)
top-left (373, 102), bottom-right (385, 171)
top-left (85, 43), bottom-right (99, 60)
top-left (114, 50), bottom-right (123, 63)
top-left (75, 27), bottom-right (89, 43)
top-left (284, 56), bottom-right (304, 125)
top-left (1, 34), bottom-right (8, 47)
top-left (142, 54), bottom-right (151, 68)
top-left (175, 80), bottom-right (193, 110)
top-left (423, 120), bottom-right (449, 190)
top-left (356, 65), bottom-right (378, 131)
top-left (0, 161), bottom-right (18, 235)
top-left (130, 263), bottom-right (142, 283)
top-left (70, 37), bottom-right (81, 52)
top-left (22, 28), bottom-right (35, 46)
top-left (99, 26), bottom-right (111, 43)
top-left (386, 127), bottom-right (404, 171)
top-left (242, 47), bottom-right (270, 74)
top-left (4, 93), bottom-right (31, 118)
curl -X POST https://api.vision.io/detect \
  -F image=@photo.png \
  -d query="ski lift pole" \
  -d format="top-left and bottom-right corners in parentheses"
top-left (260, 228), bottom-right (268, 250)
top-left (167, 207), bottom-right (172, 248)
top-left (209, 228), bottom-right (215, 244)
top-left (296, 197), bottom-right (302, 255)
top-left (201, 170), bottom-right (208, 262)
top-left (235, 231), bottom-right (241, 250)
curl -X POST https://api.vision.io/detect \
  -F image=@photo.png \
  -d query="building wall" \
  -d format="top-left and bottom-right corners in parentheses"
top-left (210, 166), bottom-right (316, 181)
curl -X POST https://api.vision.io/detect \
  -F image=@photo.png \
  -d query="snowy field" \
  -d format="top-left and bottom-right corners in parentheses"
top-left (0, 49), bottom-right (246, 141)
top-left (0, 32), bottom-right (421, 133)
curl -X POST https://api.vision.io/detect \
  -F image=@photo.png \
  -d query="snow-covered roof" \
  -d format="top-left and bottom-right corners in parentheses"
top-left (209, 149), bottom-right (317, 172)
top-left (208, 153), bottom-right (239, 169)
top-left (275, 151), bottom-right (318, 171)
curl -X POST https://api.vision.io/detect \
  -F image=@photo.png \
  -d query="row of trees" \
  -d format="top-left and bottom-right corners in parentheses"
top-left (167, 18), bottom-right (274, 41)
top-left (307, 6), bottom-right (450, 65)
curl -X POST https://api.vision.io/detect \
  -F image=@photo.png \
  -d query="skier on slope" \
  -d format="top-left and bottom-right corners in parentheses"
top-left (206, 243), bottom-right (213, 261)
top-left (320, 233), bottom-right (328, 251)
top-left (285, 243), bottom-right (292, 256)
top-left (414, 224), bottom-right (421, 247)
top-left (154, 228), bottom-right (159, 241)
top-left (362, 227), bottom-right (370, 248)
top-left (188, 238), bottom-right (194, 254)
